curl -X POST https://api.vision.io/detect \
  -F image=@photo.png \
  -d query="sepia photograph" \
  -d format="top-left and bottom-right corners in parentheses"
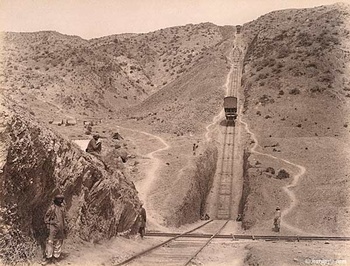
top-left (1, 0), bottom-right (350, 265)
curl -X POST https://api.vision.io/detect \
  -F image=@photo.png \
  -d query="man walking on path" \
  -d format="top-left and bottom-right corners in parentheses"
top-left (273, 206), bottom-right (281, 232)
top-left (138, 202), bottom-right (147, 239)
top-left (43, 194), bottom-right (67, 264)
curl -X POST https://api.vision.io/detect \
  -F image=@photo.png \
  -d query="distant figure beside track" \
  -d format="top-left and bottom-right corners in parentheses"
top-left (201, 213), bottom-right (210, 220)
top-left (138, 202), bottom-right (147, 239)
top-left (193, 143), bottom-right (198, 155)
top-left (273, 206), bottom-right (281, 232)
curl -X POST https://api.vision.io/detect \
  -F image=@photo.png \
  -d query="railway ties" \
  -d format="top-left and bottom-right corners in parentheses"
top-left (115, 220), bottom-right (230, 266)
top-left (136, 238), bottom-right (207, 266)
top-left (216, 45), bottom-right (243, 220)
top-left (216, 123), bottom-right (235, 220)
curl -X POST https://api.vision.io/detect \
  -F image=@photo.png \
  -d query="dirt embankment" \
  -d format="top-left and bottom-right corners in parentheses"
top-left (0, 104), bottom-right (141, 264)
top-left (162, 142), bottom-right (218, 227)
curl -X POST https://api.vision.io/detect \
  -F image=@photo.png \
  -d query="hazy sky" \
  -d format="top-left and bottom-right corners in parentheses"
top-left (0, 0), bottom-right (348, 39)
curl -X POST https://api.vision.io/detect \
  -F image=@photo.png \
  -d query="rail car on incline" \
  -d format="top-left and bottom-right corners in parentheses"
top-left (224, 96), bottom-right (238, 122)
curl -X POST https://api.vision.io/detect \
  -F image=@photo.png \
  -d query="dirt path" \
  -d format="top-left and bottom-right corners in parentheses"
top-left (204, 110), bottom-right (224, 142)
top-left (116, 125), bottom-right (170, 231)
top-left (205, 44), bottom-right (235, 142)
top-left (239, 113), bottom-right (312, 235)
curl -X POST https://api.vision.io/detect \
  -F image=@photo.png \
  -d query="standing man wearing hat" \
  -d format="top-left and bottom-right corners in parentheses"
top-left (273, 206), bottom-right (281, 232)
top-left (43, 194), bottom-right (67, 263)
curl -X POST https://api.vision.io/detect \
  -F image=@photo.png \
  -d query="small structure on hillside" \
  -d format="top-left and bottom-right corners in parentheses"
top-left (83, 118), bottom-right (103, 126)
top-left (65, 119), bottom-right (77, 126)
top-left (51, 120), bottom-right (64, 126)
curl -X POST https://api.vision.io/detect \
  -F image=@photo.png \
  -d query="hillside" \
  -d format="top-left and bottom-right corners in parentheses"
top-left (0, 23), bottom-right (230, 123)
top-left (121, 26), bottom-right (234, 135)
top-left (1, 2), bottom-right (350, 265)
top-left (239, 3), bottom-right (350, 236)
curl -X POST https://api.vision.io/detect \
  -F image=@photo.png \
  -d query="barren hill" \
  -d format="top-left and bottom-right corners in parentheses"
top-left (121, 26), bottom-right (235, 135)
top-left (0, 23), bottom-right (231, 123)
top-left (1, 2), bottom-right (350, 265)
top-left (239, 3), bottom-right (350, 236)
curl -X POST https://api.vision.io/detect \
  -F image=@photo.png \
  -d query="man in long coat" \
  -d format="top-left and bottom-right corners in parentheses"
top-left (138, 202), bottom-right (147, 239)
top-left (273, 206), bottom-right (281, 232)
top-left (43, 194), bottom-right (67, 262)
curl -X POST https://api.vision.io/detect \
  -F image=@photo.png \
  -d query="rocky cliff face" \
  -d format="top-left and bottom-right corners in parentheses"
top-left (0, 102), bottom-right (141, 264)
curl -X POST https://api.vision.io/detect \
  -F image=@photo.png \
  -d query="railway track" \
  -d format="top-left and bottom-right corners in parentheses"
top-left (114, 222), bottom-right (350, 266)
top-left (228, 47), bottom-right (242, 97)
top-left (115, 220), bottom-right (230, 266)
top-left (216, 124), bottom-right (235, 219)
top-left (113, 37), bottom-right (350, 266)
top-left (146, 232), bottom-right (350, 242)
top-left (215, 46), bottom-right (243, 220)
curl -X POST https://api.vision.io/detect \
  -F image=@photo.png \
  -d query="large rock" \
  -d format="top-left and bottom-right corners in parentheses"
top-left (0, 103), bottom-right (141, 264)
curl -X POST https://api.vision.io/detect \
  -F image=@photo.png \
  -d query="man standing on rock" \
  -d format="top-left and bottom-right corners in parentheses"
top-left (43, 194), bottom-right (67, 264)
top-left (273, 206), bottom-right (281, 232)
top-left (138, 202), bottom-right (147, 239)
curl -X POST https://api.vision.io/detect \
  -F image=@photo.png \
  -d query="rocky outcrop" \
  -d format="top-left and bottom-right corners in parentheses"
top-left (0, 104), bottom-right (141, 264)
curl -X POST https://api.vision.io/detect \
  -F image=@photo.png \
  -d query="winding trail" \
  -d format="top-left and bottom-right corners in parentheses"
top-left (116, 125), bottom-right (170, 231)
top-left (238, 112), bottom-right (312, 235)
top-left (205, 110), bottom-right (224, 142)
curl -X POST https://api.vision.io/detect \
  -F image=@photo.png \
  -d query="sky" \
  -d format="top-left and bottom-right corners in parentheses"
top-left (0, 0), bottom-right (348, 39)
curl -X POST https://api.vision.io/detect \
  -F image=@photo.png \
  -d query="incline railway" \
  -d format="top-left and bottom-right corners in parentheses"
top-left (227, 47), bottom-right (242, 97)
top-left (114, 26), bottom-right (350, 266)
top-left (115, 30), bottom-right (246, 266)
top-left (217, 45), bottom-right (243, 220)
top-left (216, 124), bottom-right (235, 219)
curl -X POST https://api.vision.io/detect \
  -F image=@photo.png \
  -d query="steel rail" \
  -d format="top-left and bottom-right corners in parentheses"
top-left (145, 232), bottom-right (350, 241)
top-left (184, 220), bottom-right (230, 266)
top-left (114, 220), bottom-right (213, 266)
top-left (216, 124), bottom-right (229, 219)
top-left (216, 124), bottom-right (235, 219)
top-left (227, 125), bottom-right (235, 219)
